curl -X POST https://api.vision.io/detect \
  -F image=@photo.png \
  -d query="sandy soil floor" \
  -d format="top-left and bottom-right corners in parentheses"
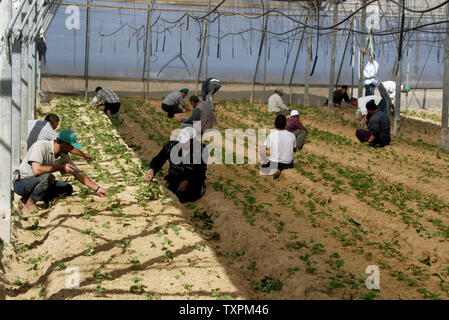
top-left (1, 97), bottom-right (449, 300)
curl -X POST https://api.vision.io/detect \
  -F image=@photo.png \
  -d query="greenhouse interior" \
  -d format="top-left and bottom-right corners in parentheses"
top-left (2, 0), bottom-right (449, 302)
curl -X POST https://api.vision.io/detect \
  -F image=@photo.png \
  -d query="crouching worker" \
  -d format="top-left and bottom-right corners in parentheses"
top-left (286, 110), bottom-right (308, 150)
top-left (145, 127), bottom-right (208, 203)
top-left (13, 130), bottom-right (108, 211)
top-left (355, 100), bottom-right (391, 148)
top-left (259, 115), bottom-right (296, 179)
top-left (178, 95), bottom-right (217, 134)
top-left (91, 87), bottom-right (121, 116)
top-left (161, 88), bottom-right (191, 118)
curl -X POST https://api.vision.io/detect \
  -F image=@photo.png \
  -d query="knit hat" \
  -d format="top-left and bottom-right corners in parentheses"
top-left (366, 100), bottom-right (378, 111)
top-left (180, 88), bottom-right (189, 95)
top-left (401, 85), bottom-right (410, 93)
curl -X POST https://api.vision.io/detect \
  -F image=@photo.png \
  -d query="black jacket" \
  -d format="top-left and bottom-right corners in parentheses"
top-left (367, 111), bottom-right (391, 145)
top-left (149, 140), bottom-right (208, 186)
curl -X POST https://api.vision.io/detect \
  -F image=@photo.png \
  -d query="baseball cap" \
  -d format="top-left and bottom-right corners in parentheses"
top-left (290, 110), bottom-right (299, 117)
top-left (57, 130), bottom-right (82, 150)
top-left (176, 127), bottom-right (198, 144)
top-left (180, 88), bottom-right (189, 95)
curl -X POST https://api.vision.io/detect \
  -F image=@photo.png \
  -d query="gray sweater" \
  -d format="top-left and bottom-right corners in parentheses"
top-left (181, 102), bottom-right (217, 133)
top-left (162, 91), bottom-right (186, 108)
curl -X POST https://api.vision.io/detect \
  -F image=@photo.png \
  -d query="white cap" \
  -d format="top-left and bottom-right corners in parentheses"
top-left (290, 110), bottom-right (299, 117)
top-left (176, 127), bottom-right (198, 144)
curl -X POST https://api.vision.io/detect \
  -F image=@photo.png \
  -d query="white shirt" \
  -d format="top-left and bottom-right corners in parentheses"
top-left (264, 130), bottom-right (296, 164)
top-left (268, 94), bottom-right (288, 113)
top-left (27, 120), bottom-right (58, 150)
top-left (357, 95), bottom-right (382, 116)
top-left (363, 60), bottom-right (379, 85)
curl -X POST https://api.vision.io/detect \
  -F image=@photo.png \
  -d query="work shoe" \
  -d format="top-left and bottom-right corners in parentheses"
top-left (33, 174), bottom-right (56, 198)
top-left (272, 170), bottom-right (281, 179)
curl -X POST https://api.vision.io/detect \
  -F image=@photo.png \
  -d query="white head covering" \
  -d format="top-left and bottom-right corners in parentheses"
top-left (290, 110), bottom-right (299, 117)
top-left (176, 127), bottom-right (198, 143)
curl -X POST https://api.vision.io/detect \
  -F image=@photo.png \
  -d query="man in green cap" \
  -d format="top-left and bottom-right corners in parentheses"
top-left (377, 81), bottom-right (410, 116)
top-left (13, 130), bottom-right (108, 211)
top-left (161, 88), bottom-right (191, 118)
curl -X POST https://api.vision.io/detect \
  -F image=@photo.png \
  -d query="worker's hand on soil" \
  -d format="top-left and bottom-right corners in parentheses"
top-left (83, 153), bottom-right (93, 162)
top-left (96, 187), bottom-right (108, 197)
top-left (177, 180), bottom-right (188, 192)
top-left (144, 169), bottom-right (154, 181)
top-left (61, 163), bottom-right (76, 174)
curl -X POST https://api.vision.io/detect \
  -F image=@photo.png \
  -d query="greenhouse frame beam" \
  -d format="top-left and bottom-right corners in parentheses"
top-left (204, 0), bottom-right (211, 82)
top-left (250, 13), bottom-right (268, 104)
top-left (335, 17), bottom-right (353, 88)
top-left (11, 5), bottom-right (23, 171)
top-left (394, 0), bottom-right (406, 137)
top-left (0, 0), bottom-right (12, 243)
top-left (143, 4), bottom-right (151, 98)
top-left (358, 0), bottom-right (367, 98)
top-left (304, 8), bottom-right (312, 106)
top-left (288, 20), bottom-right (307, 105)
top-left (5, 0), bottom-right (27, 37)
top-left (29, 0), bottom-right (60, 41)
top-left (17, 0), bottom-right (38, 35)
top-left (84, 0), bottom-right (91, 99)
top-left (20, 4), bottom-right (30, 159)
top-left (327, 1), bottom-right (339, 114)
top-left (442, 3), bottom-right (449, 148)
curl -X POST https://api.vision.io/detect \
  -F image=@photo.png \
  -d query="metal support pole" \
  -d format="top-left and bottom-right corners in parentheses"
top-left (20, 12), bottom-right (29, 159)
top-left (336, 18), bottom-right (353, 88)
top-left (288, 21), bottom-right (307, 105)
top-left (142, 5), bottom-right (150, 98)
top-left (0, 0), bottom-right (13, 243)
top-left (145, 3), bottom-right (152, 99)
top-left (263, 14), bottom-right (269, 104)
top-left (394, 1), bottom-right (405, 137)
top-left (327, 1), bottom-right (338, 114)
top-left (406, 46), bottom-right (411, 110)
top-left (28, 2), bottom-right (36, 120)
top-left (84, 0), bottom-right (91, 99)
top-left (358, 0), bottom-right (367, 98)
top-left (351, 32), bottom-right (355, 98)
top-left (11, 20), bottom-right (22, 170)
top-left (304, 9), bottom-right (312, 106)
top-left (196, 21), bottom-right (207, 96)
top-left (204, 0), bottom-right (211, 81)
top-left (442, 3), bottom-right (449, 148)
top-left (394, 59), bottom-right (403, 136)
top-left (250, 14), bottom-right (268, 104)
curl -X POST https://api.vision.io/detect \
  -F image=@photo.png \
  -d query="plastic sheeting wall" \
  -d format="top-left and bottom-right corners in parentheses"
top-left (43, 0), bottom-right (446, 88)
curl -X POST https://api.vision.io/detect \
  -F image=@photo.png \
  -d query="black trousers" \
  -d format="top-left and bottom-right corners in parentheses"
top-left (165, 176), bottom-right (205, 203)
top-left (162, 103), bottom-right (183, 118)
top-left (365, 84), bottom-right (376, 96)
top-left (13, 173), bottom-right (73, 202)
top-left (355, 129), bottom-right (390, 147)
top-left (260, 161), bottom-right (294, 174)
top-left (104, 102), bottom-right (120, 115)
